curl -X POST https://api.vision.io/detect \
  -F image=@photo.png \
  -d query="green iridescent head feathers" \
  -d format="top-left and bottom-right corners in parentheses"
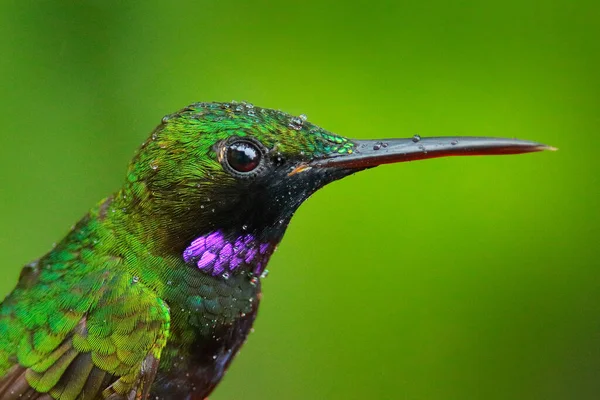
top-left (128, 101), bottom-right (354, 183)
top-left (119, 102), bottom-right (357, 252)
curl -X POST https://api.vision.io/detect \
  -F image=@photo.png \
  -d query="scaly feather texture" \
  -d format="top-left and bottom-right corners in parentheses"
top-left (0, 102), bottom-right (358, 399)
top-left (0, 101), bottom-right (552, 399)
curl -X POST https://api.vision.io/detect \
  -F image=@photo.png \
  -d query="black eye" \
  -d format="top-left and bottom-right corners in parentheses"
top-left (226, 141), bottom-right (262, 173)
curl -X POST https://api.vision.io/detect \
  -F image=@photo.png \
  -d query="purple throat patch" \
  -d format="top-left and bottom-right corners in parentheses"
top-left (183, 230), bottom-right (273, 276)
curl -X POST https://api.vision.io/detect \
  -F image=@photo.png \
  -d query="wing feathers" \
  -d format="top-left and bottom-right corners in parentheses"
top-left (0, 278), bottom-right (171, 400)
top-left (28, 347), bottom-right (79, 392)
top-left (49, 353), bottom-right (95, 399)
top-left (0, 365), bottom-right (38, 400)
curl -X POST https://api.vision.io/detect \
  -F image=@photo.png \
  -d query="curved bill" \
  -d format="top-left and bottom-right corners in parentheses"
top-left (312, 136), bottom-right (556, 169)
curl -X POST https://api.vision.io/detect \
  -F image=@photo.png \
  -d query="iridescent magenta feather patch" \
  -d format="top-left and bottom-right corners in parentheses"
top-left (183, 230), bottom-right (273, 276)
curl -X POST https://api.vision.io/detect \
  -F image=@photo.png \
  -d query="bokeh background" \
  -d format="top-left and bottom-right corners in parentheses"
top-left (1, 1), bottom-right (598, 399)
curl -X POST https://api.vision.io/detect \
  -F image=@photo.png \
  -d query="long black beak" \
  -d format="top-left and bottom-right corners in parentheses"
top-left (312, 136), bottom-right (556, 169)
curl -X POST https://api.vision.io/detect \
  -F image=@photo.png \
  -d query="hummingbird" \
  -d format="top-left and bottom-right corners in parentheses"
top-left (0, 102), bottom-right (554, 400)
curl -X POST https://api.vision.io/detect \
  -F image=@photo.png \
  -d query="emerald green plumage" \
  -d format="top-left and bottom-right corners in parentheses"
top-left (0, 102), bottom-right (356, 399)
top-left (0, 198), bottom-right (171, 399)
top-left (0, 101), bottom-right (551, 399)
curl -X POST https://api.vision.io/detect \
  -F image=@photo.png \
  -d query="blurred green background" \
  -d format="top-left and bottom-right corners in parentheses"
top-left (0, 1), bottom-right (598, 399)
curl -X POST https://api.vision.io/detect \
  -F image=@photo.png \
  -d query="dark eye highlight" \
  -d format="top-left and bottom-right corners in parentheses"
top-left (226, 141), bottom-right (262, 173)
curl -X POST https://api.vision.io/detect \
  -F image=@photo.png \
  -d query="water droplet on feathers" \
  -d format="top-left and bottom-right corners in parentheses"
top-left (412, 134), bottom-right (421, 143)
top-left (289, 116), bottom-right (304, 130)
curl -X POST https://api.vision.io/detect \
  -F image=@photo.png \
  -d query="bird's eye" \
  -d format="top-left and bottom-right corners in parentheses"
top-left (226, 141), bottom-right (262, 173)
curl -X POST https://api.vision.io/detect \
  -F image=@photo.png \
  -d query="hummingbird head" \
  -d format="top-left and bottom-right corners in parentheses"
top-left (121, 102), bottom-right (553, 277)
top-left (125, 102), bottom-right (358, 251)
